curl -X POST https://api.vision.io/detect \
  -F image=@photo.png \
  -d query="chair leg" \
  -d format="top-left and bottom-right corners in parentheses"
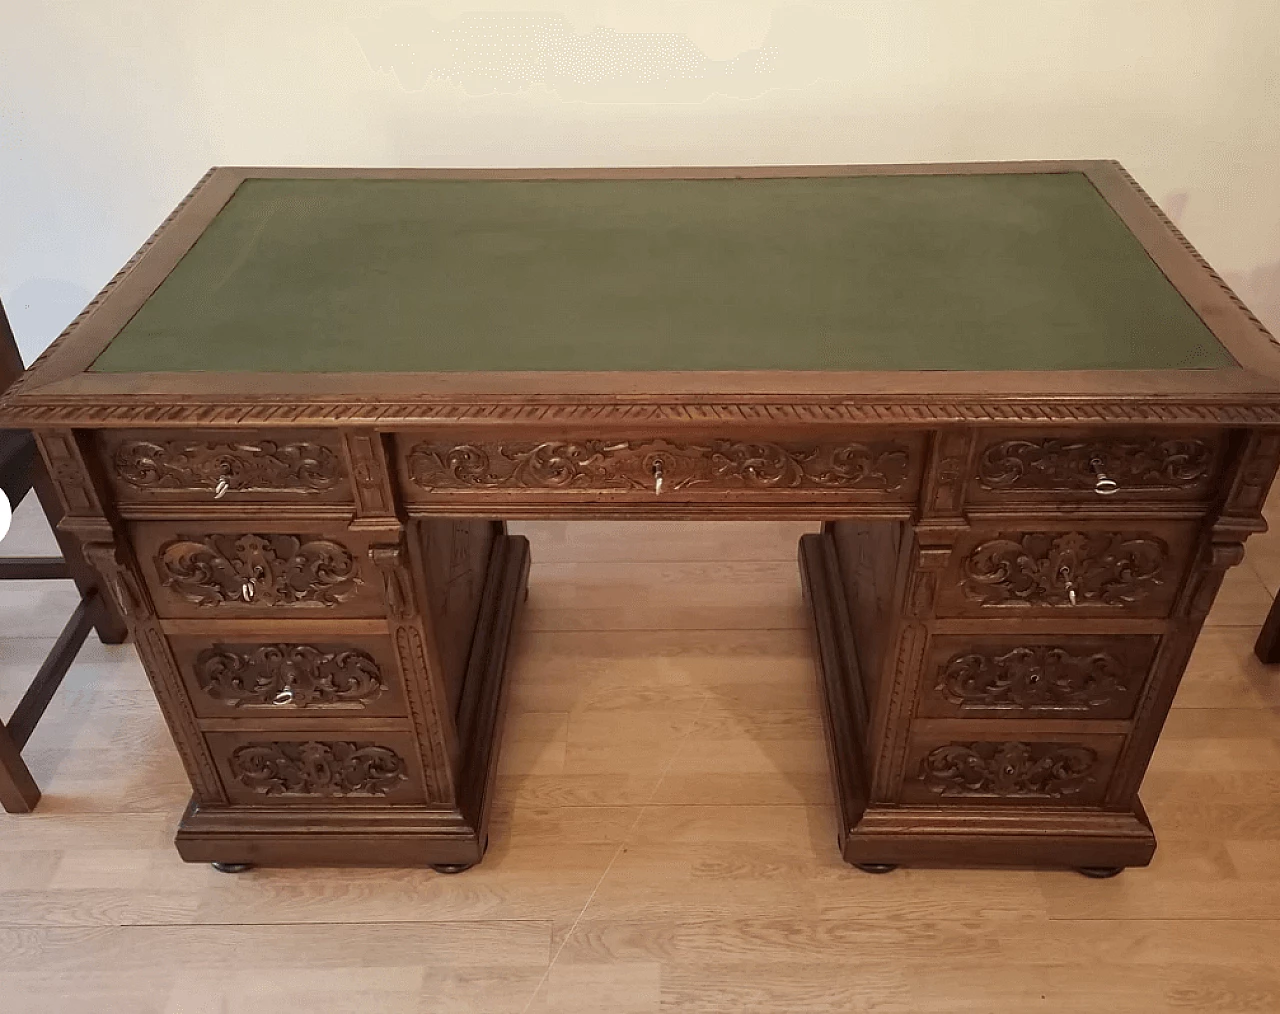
top-left (0, 719), bottom-right (40, 813)
top-left (6, 596), bottom-right (95, 749)
top-left (1254, 593), bottom-right (1280, 663)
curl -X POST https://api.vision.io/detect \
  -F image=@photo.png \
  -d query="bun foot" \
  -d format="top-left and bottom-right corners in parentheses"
top-left (431, 862), bottom-right (475, 875)
top-left (211, 862), bottom-right (254, 874)
top-left (854, 863), bottom-right (899, 874)
top-left (1077, 866), bottom-right (1124, 879)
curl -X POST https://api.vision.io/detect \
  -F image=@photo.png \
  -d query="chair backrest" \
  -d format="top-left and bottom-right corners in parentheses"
top-left (0, 299), bottom-right (37, 508)
top-left (0, 299), bottom-right (22, 393)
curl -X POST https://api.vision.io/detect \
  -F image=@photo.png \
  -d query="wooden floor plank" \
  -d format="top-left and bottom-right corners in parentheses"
top-left (2, 514), bottom-right (1279, 1010)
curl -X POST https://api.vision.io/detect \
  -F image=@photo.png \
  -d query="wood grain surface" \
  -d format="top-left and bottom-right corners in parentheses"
top-left (3, 493), bottom-right (1280, 1012)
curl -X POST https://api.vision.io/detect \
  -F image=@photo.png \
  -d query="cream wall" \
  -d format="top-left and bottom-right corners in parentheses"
top-left (2, 0), bottom-right (1278, 364)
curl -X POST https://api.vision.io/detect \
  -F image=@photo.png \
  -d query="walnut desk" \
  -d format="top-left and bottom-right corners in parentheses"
top-left (3, 162), bottom-right (1279, 877)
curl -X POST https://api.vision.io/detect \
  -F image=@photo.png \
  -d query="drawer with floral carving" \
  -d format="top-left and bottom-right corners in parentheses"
top-left (968, 428), bottom-right (1226, 505)
top-left (899, 733), bottom-right (1124, 807)
top-left (204, 730), bottom-right (426, 806)
top-left (394, 433), bottom-right (927, 506)
top-left (171, 634), bottom-right (406, 719)
top-left (130, 521), bottom-right (388, 619)
top-left (918, 634), bottom-right (1158, 720)
top-left (933, 520), bottom-right (1198, 619)
top-left (101, 430), bottom-right (351, 506)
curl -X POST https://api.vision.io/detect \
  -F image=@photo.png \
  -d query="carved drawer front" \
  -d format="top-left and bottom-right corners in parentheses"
top-left (205, 730), bottom-right (425, 806)
top-left (130, 521), bottom-right (387, 619)
top-left (900, 733), bottom-right (1124, 807)
top-left (919, 634), bottom-right (1158, 721)
top-left (101, 430), bottom-right (351, 506)
top-left (968, 428), bottom-right (1225, 505)
top-left (933, 520), bottom-right (1198, 619)
top-left (171, 635), bottom-right (406, 719)
top-left (395, 433), bottom-right (927, 506)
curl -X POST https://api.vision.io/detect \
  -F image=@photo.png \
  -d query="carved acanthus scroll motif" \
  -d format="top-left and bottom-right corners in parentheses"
top-left (408, 439), bottom-right (911, 492)
top-left (962, 532), bottom-right (1168, 607)
top-left (229, 741), bottom-right (407, 796)
top-left (114, 440), bottom-right (342, 493)
top-left (158, 534), bottom-right (362, 607)
top-left (977, 437), bottom-right (1214, 492)
top-left (196, 645), bottom-right (386, 708)
top-left (919, 742), bottom-right (1098, 798)
top-left (937, 647), bottom-right (1129, 710)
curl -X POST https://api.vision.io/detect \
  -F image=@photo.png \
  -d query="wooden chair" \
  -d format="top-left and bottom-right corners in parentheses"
top-left (1254, 598), bottom-right (1280, 663)
top-left (0, 297), bottom-right (127, 812)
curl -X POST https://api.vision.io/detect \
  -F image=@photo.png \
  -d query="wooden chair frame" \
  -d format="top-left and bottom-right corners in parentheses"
top-left (0, 298), bottom-right (126, 812)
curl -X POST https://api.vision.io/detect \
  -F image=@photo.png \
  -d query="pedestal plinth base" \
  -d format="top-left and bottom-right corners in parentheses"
top-left (799, 532), bottom-right (1156, 872)
top-left (175, 534), bottom-right (530, 869)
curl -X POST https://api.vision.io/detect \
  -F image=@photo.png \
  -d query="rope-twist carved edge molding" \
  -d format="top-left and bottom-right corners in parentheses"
top-left (1109, 160), bottom-right (1277, 347)
top-left (9, 398), bottom-right (1280, 429)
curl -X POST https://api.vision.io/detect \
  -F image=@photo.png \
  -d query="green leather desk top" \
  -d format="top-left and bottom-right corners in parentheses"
top-left (90, 172), bottom-right (1236, 374)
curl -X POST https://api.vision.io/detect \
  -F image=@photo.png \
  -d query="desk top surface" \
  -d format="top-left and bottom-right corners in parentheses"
top-left (6, 162), bottom-right (1280, 430)
top-left (90, 171), bottom-right (1230, 375)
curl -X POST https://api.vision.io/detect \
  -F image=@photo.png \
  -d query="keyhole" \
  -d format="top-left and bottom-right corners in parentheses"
top-left (652, 459), bottom-right (664, 495)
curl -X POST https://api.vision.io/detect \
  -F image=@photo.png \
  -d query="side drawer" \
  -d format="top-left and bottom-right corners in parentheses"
top-left (205, 730), bottom-right (426, 806)
top-left (101, 430), bottom-right (351, 506)
top-left (171, 633), bottom-right (406, 719)
top-left (969, 427), bottom-right (1226, 505)
top-left (934, 520), bottom-right (1199, 619)
top-left (131, 521), bottom-right (387, 619)
top-left (901, 733), bottom-right (1124, 807)
top-left (918, 633), bottom-right (1158, 721)
top-left (395, 433), bottom-right (927, 506)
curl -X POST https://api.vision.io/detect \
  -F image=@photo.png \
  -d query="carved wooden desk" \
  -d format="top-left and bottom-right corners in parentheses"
top-left (3, 162), bottom-right (1279, 876)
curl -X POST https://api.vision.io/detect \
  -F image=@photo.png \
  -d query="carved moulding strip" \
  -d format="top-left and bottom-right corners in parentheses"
top-left (158, 534), bottom-right (362, 607)
top-left (10, 398), bottom-right (1280, 430)
top-left (962, 531), bottom-right (1168, 608)
top-left (977, 436), bottom-right (1215, 492)
top-left (83, 541), bottom-right (151, 623)
top-left (38, 431), bottom-right (101, 515)
top-left (80, 540), bottom-right (227, 802)
top-left (919, 741), bottom-right (1098, 798)
top-left (370, 542), bottom-right (414, 619)
top-left (113, 439), bottom-right (342, 493)
top-left (394, 624), bottom-right (450, 805)
top-left (925, 429), bottom-right (973, 516)
top-left (196, 645), bottom-right (386, 708)
top-left (873, 542), bottom-right (950, 801)
top-left (408, 438), bottom-right (912, 492)
top-left (344, 431), bottom-right (394, 515)
top-left (936, 647), bottom-right (1128, 711)
top-left (230, 741), bottom-right (408, 797)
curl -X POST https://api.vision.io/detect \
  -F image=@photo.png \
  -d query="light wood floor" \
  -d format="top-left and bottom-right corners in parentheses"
top-left (2, 497), bottom-right (1280, 1013)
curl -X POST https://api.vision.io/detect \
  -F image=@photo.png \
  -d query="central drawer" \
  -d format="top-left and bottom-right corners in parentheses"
top-left (394, 432), bottom-right (927, 506)
top-left (130, 521), bottom-right (388, 619)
